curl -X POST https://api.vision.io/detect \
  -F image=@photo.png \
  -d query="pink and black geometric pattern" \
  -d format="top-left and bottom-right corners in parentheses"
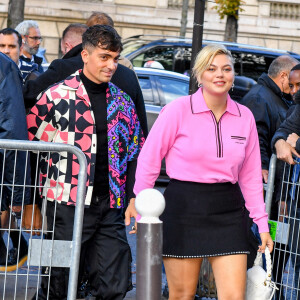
top-left (27, 70), bottom-right (144, 208)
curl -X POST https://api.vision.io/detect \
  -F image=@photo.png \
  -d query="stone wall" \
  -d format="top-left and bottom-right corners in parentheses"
top-left (0, 0), bottom-right (299, 62)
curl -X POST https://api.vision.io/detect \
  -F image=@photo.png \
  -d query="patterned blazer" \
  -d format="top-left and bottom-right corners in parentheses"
top-left (27, 70), bottom-right (144, 208)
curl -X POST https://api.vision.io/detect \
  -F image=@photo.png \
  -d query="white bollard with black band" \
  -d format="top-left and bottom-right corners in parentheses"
top-left (135, 188), bottom-right (165, 300)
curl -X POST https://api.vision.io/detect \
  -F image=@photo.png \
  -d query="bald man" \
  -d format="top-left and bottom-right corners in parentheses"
top-left (60, 23), bottom-right (88, 56)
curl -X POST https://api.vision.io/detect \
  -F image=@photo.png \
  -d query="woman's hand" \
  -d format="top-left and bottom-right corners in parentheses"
top-left (125, 198), bottom-right (138, 234)
top-left (259, 232), bottom-right (274, 253)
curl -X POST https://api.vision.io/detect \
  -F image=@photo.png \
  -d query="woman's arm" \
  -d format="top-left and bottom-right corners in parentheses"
top-left (238, 114), bottom-right (269, 233)
top-left (125, 100), bottom-right (181, 231)
top-left (133, 102), bottom-right (181, 195)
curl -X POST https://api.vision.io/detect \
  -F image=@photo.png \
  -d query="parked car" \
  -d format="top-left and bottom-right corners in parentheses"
top-left (134, 67), bottom-right (256, 131)
top-left (124, 35), bottom-right (300, 81)
top-left (135, 67), bottom-right (189, 131)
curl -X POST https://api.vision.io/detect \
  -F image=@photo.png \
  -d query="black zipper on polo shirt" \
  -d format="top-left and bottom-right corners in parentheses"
top-left (210, 111), bottom-right (225, 158)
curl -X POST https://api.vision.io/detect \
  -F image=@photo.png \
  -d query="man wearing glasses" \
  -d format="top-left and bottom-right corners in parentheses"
top-left (15, 20), bottom-right (44, 79)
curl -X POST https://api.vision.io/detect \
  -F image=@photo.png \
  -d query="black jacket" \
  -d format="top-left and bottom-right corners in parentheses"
top-left (0, 53), bottom-right (30, 206)
top-left (271, 104), bottom-right (300, 153)
top-left (240, 73), bottom-right (293, 170)
top-left (23, 44), bottom-right (148, 136)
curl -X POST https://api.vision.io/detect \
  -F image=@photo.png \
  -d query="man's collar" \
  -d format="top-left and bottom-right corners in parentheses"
top-left (60, 70), bottom-right (116, 105)
top-left (190, 88), bottom-right (241, 117)
top-left (63, 43), bottom-right (83, 60)
top-left (21, 54), bottom-right (33, 62)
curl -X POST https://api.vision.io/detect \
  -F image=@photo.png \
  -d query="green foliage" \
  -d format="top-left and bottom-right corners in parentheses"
top-left (212, 0), bottom-right (245, 20)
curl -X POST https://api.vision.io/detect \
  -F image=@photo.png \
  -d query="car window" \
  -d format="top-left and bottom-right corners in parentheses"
top-left (122, 40), bottom-right (149, 57)
top-left (158, 77), bottom-right (189, 105)
top-left (231, 52), bottom-right (242, 76)
top-left (173, 47), bottom-right (192, 74)
top-left (240, 53), bottom-right (272, 81)
top-left (132, 46), bottom-right (175, 71)
top-left (138, 76), bottom-right (155, 104)
top-left (132, 53), bottom-right (145, 67)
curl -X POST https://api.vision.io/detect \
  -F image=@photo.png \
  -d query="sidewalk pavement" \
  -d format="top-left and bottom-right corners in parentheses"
top-left (0, 274), bottom-right (165, 300)
top-left (0, 221), bottom-right (166, 300)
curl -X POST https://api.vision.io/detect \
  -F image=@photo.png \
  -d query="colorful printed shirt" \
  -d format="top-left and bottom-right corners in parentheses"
top-left (27, 70), bottom-right (144, 208)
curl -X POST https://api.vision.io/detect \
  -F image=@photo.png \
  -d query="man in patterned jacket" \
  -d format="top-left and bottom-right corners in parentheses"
top-left (27, 25), bottom-right (144, 300)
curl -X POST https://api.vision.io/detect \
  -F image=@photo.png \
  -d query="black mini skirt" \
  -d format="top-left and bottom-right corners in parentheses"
top-left (161, 179), bottom-right (250, 258)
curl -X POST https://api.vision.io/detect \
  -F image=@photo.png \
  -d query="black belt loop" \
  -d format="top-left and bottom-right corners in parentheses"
top-left (91, 195), bottom-right (101, 206)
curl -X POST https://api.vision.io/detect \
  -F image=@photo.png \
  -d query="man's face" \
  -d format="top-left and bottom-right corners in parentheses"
top-left (0, 33), bottom-right (21, 64)
top-left (81, 45), bottom-right (120, 84)
top-left (289, 70), bottom-right (300, 101)
top-left (23, 27), bottom-right (42, 56)
top-left (280, 71), bottom-right (291, 95)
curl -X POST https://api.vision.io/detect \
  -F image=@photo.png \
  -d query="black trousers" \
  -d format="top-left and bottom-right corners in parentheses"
top-left (36, 195), bottom-right (132, 300)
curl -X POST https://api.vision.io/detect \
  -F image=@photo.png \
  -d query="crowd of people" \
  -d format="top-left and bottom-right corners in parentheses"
top-left (0, 9), bottom-right (299, 300)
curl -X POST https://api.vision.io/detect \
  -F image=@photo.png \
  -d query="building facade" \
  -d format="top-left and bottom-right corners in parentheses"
top-left (0, 0), bottom-right (299, 62)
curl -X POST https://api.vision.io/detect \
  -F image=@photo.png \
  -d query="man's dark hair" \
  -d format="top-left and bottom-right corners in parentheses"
top-left (291, 63), bottom-right (300, 72)
top-left (62, 23), bottom-right (88, 40)
top-left (82, 25), bottom-right (122, 53)
top-left (0, 28), bottom-right (22, 47)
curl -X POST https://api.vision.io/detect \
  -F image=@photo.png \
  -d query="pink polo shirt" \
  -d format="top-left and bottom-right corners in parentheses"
top-left (134, 88), bottom-right (269, 233)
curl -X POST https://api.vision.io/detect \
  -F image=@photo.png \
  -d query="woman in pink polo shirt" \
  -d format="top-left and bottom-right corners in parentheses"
top-left (125, 44), bottom-right (273, 299)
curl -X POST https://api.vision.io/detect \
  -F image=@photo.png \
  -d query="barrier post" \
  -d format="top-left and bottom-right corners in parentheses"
top-left (265, 154), bottom-right (277, 217)
top-left (135, 188), bottom-right (165, 300)
top-left (0, 139), bottom-right (87, 300)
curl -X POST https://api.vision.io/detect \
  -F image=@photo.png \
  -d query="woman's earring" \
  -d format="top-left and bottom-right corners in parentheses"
top-left (231, 83), bottom-right (235, 91)
top-left (198, 83), bottom-right (202, 88)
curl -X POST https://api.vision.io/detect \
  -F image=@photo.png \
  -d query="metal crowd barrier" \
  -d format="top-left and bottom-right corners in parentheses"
top-left (265, 154), bottom-right (300, 299)
top-left (0, 139), bottom-right (87, 300)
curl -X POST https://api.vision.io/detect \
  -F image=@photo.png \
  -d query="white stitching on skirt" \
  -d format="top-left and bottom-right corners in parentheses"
top-left (162, 251), bottom-right (250, 258)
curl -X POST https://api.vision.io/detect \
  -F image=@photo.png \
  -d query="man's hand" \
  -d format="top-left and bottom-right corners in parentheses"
top-left (11, 206), bottom-right (22, 213)
top-left (125, 198), bottom-right (138, 234)
top-left (274, 139), bottom-right (299, 164)
top-left (10, 206), bottom-right (22, 219)
top-left (286, 133), bottom-right (300, 148)
top-left (262, 169), bottom-right (269, 183)
top-left (278, 201), bottom-right (288, 222)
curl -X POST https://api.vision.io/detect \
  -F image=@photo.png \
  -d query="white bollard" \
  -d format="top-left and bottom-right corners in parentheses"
top-left (135, 188), bottom-right (165, 300)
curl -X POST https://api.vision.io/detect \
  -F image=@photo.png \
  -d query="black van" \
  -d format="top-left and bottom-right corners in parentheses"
top-left (122, 35), bottom-right (300, 82)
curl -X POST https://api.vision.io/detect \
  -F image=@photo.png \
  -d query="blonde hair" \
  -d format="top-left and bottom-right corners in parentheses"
top-left (192, 44), bottom-right (234, 81)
